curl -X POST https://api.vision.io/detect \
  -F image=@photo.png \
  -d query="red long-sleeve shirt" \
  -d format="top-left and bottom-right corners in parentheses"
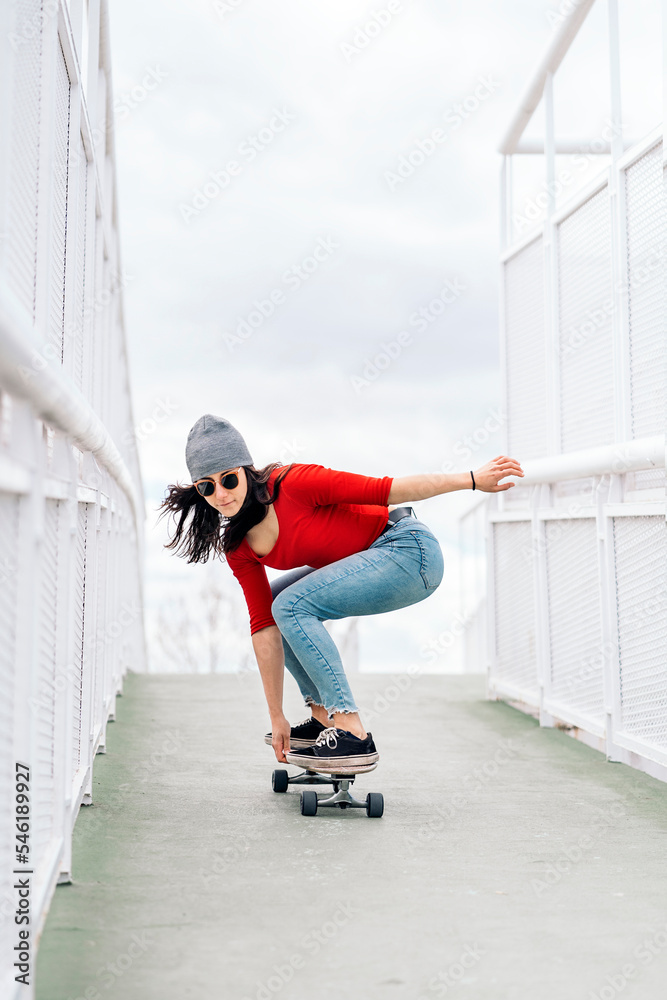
top-left (226, 464), bottom-right (393, 634)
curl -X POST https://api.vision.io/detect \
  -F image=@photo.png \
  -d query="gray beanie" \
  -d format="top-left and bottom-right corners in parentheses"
top-left (185, 415), bottom-right (253, 482)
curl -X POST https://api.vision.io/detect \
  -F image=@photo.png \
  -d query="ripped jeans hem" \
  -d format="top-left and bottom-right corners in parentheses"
top-left (325, 705), bottom-right (359, 721)
top-left (303, 696), bottom-right (359, 720)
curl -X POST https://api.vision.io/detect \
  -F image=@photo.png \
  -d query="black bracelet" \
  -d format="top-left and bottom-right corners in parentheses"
top-left (470, 471), bottom-right (476, 490)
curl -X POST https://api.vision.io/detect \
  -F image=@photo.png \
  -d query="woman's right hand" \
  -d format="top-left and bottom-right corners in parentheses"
top-left (271, 714), bottom-right (291, 763)
top-left (473, 456), bottom-right (524, 492)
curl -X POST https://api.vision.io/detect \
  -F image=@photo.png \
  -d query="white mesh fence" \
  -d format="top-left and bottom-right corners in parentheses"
top-left (0, 2), bottom-right (145, 993)
top-left (557, 184), bottom-right (615, 452)
top-left (8, 0), bottom-right (43, 322)
top-left (492, 521), bottom-right (538, 698)
top-left (465, 124), bottom-right (664, 781)
top-left (626, 144), bottom-right (664, 440)
top-left (613, 515), bottom-right (667, 750)
top-left (625, 143), bottom-right (665, 492)
top-left (545, 518), bottom-right (605, 727)
top-left (503, 237), bottom-right (548, 460)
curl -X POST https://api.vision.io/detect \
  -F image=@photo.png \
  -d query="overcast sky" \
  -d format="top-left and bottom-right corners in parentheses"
top-left (108, 0), bottom-right (661, 676)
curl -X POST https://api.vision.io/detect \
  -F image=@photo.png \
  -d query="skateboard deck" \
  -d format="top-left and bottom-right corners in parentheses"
top-left (284, 757), bottom-right (379, 776)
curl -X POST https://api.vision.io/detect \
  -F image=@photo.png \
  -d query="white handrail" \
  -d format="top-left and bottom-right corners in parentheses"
top-left (514, 138), bottom-right (638, 154)
top-left (498, 0), bottom-right (597, 154)
top-left (0, 283), bottom-right (143, 527)
top-left (507, 436), bottom-right (664, 486)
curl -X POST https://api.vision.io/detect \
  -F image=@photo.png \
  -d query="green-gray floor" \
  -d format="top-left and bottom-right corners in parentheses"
top-left (36, 671), bottom-right (667, 1000)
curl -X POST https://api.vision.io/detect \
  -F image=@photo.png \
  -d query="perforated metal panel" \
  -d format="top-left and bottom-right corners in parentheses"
top-left (8, 0), bottom-right (44, 319)
top-left (49, 41), bottom-right (71, 362)
top-left (0, 7), bottom-right (147, 984)
top-left (625, 468), bottom-right (665, 494)
top-left (503, 237), bottom-right (548, 460)
top-left (558, 185), bottom-right (614, 451)
top-left (90, 217), bottom-right (103, 413)
top-left (552, 477), bottom-right (597, 509)
top-left (0, 494), bottom-right (20, 951)
top-left (493, 520), bottom-right (538, 696)
top-left (614, 516), bottom-right (667, 749)
top-left (73, 141), bottom-right (89, 392)
top-left (98, 255), bottom-right (110, 423)
top-left (94, 509), bottom-right (109, 737)
top-left (502, 483), bottom-right (534, 510)
top-left (72, 503), bottom-right (89, 775)
top-left (546, 518), bottom-right (605, 724)
top-left (625, 144), bottom-right (664, 441)
top-left (34, 499), bottom-right (60, 863)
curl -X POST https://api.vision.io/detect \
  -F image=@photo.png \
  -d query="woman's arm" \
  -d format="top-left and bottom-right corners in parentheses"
top-left (251, 625), bottom-right (291, 762)
top-left (387, 455), bottom-right (524, 504)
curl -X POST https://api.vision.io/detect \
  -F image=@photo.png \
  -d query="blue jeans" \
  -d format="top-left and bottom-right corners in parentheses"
top-left (269, 516), bottom-right (444, 717)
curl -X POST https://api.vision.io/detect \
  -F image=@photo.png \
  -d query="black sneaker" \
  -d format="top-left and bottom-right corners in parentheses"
top-left (285, 727), bottom-right (379, 774)
top-left (264, 716), bottom-right (327, 749)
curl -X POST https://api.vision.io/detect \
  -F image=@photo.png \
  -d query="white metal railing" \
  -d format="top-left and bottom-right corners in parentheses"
top-left (513, 435), bottom-right (663, 484)
top-left (460, 430), bottom-right (665, 691)
top-left (483, 444), bottom-right (665, 772)
top-left (461, 0), bottom-right (666, 783)
top-left (498, 0), bottom-right (598, 158)
top-left (0, 3), bottom-right (145, 997)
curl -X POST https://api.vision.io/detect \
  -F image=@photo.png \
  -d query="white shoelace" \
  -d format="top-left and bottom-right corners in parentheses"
top-left (314, 727), bottom-right (340, 749)
top-left (293, 717), bottom-right (316, 730)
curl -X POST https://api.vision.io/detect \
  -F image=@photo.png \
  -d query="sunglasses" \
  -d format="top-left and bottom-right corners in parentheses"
top-left (194, 470), bottom-right (240, 497)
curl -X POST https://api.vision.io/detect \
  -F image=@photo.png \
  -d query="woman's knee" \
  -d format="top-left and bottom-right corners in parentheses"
top-left (271, 589), bottom-right (307, 630)
top-left (270, 590), bottom-right (290, 626)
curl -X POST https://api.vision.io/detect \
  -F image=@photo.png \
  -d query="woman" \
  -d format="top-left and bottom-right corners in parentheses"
top-left (160, 414), bottom-right (523, 772)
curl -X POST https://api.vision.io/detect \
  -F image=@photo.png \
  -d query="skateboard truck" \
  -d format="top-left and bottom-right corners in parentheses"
top-left (271, 767), bottom-right (384, 818)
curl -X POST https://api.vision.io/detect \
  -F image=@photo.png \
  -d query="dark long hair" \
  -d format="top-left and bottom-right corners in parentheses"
top-left (158, 463), bottom-right (293, 563)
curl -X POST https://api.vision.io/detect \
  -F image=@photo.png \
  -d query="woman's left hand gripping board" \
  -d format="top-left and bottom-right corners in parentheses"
top-left (271, 715), bottom-right (292, 762)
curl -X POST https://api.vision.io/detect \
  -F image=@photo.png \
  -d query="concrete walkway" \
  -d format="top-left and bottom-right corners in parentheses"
top-left (36, 671), bottom-right (667, 1000)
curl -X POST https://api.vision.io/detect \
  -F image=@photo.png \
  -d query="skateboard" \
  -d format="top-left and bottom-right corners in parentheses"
top-left (271, 765), bottom-right (384, 818)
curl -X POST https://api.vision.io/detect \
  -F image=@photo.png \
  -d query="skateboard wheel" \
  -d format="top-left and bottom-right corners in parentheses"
top-left (366, 792), bottom-right (384, 818)
top-left (300, 790), bottom-right (318, 816)
top-left (272, 769), bottom-right (289, 793)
